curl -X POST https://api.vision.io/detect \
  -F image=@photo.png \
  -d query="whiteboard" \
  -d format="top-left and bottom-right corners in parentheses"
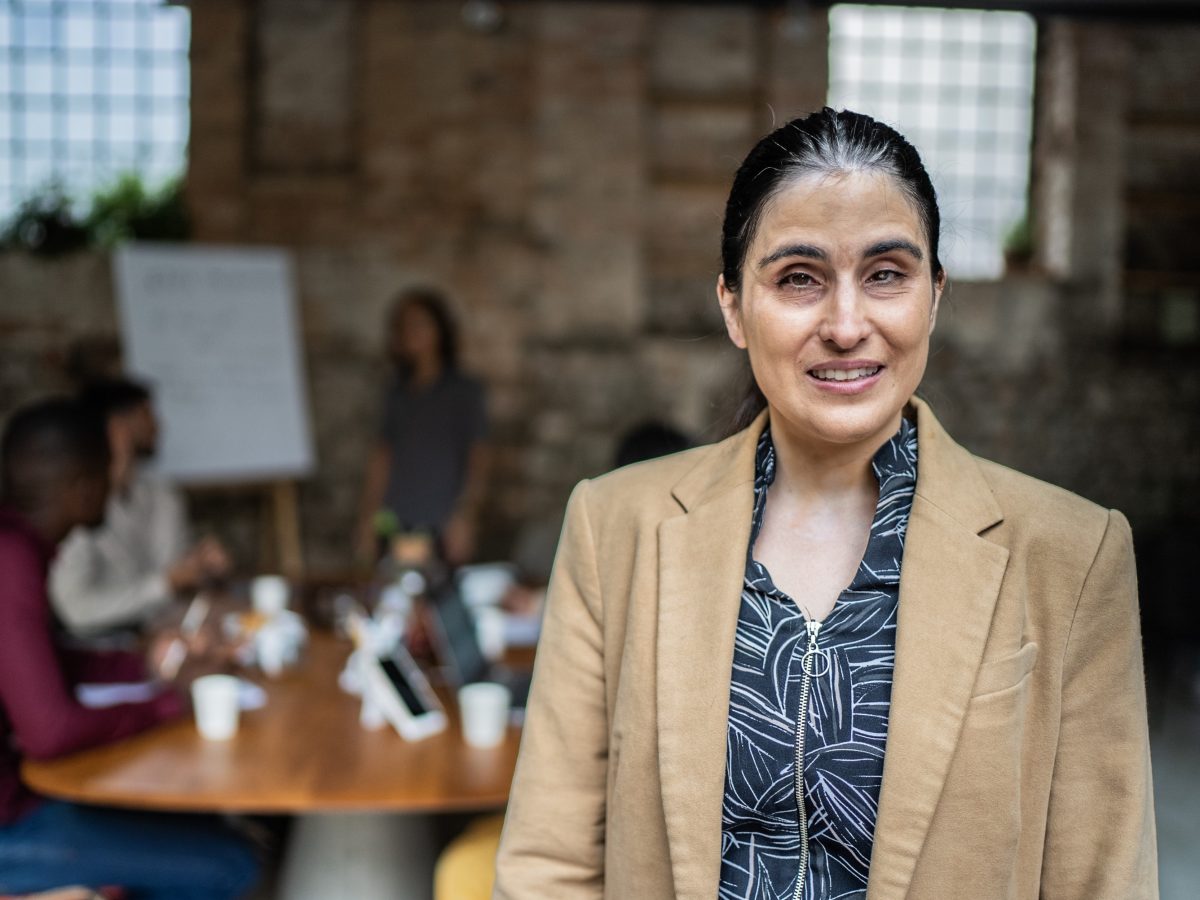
top-left (113, 244), bottom-right (315, 484)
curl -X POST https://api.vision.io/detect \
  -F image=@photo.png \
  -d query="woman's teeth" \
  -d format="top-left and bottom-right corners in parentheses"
top-left (811, 366), bottom-right (881, 382)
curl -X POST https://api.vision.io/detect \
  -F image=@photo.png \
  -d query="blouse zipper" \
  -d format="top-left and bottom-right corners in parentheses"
top-left (792, 618), bottom-right (823, 900)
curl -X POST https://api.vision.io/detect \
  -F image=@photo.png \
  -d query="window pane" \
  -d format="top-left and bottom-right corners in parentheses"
top-left (828, 4), bottom-right (1036, 280)
top-left (0, 0), bottom-right (190, 217)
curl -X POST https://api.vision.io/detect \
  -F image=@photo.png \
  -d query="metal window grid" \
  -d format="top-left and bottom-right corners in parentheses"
top-left (828, 4), bottom-right (1037, 280)
top-left (0, 0), bottom-right (189, 220)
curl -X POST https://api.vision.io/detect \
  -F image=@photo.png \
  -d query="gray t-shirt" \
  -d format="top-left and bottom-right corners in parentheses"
top-left (379, 369), bottom-right (487, 531)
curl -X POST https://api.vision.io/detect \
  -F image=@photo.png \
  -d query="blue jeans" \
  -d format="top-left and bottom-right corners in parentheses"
top-left (0, 800), bottom-right (259, 898)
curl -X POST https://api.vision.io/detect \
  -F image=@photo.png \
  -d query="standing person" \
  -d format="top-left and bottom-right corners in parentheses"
top-left (50, 378), bottom-right (230, 638)
top-left (356, 286), bottom-right (489, 566)
top-left (0, 398), bottom-right (259, 897)
top-left (495, 109), bottom-right (1156, 899)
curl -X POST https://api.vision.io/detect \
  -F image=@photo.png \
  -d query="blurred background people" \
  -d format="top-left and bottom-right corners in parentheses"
top-left (0, 397), bottom-right (258, 898)
top-left (50, 378), bottom-right (230, 639)
top-left (356, 287), bottom-right (489, 567)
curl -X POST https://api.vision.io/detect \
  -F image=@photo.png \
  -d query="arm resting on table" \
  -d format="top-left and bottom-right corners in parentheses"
top-left (0, 560), bottom-right (182, 761)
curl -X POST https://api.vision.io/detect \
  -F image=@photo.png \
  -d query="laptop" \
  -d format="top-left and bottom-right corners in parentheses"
top-left (425, 580), bottom-right (532, 710)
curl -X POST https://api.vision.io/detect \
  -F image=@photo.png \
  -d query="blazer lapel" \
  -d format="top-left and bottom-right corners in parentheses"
top-left (657, 414), bottom-right (764, 900)
top-left (866, 398), bottom-right (1010, 900)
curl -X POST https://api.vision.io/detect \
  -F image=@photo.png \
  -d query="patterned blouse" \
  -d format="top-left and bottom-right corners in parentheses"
top-left (719, 417), bottom-right (918, 900)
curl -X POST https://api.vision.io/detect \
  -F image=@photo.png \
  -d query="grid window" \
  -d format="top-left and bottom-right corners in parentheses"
top-left (829, 4), bottom-right (1036, 280)
top-left (0, 0), bottom-right (189, 220)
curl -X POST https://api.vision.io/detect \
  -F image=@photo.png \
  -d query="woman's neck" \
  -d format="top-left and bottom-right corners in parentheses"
top-left (766, 410), bottom-right (901, 505)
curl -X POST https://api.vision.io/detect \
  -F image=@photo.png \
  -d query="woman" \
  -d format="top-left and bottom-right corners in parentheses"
top-left (494, 109), bottom-right (1157, 899)
top-left (355, 286), bottom-right (489, 566)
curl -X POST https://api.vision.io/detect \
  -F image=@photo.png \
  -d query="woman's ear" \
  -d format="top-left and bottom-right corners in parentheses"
top-left (929, 268), bottom-right (946, 334)
top-left (717, 275), bottom-right (747, 349)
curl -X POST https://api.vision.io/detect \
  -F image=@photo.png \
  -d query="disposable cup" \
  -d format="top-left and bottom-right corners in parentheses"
top-left (251, 575), bottom-right (290, 616)
top-left (256, 625), bottom-right (288, 678)
top-left (458, 682), bottom-right (511, 749)
top-left (191, 674), bottom-right (240, 741)
top-left (474, 606), bottom-right (507, 662)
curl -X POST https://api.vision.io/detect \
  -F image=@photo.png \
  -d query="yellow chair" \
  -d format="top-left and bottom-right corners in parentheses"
top-left (434, 814), bottom-right (505, 900)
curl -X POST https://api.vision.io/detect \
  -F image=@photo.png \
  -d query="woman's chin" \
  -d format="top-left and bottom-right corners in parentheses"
top-left (771, 400), bottom-right (904, 450)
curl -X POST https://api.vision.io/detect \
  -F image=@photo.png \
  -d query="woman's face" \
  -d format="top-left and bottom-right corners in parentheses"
top-left (718, 170), bottom-right (944, 453)
top-left (391, 302), bottom-right (441, 365)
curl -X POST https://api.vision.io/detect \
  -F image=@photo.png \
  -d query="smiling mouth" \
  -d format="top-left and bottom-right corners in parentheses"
top-left (809, 366), bottom-right (882, 382)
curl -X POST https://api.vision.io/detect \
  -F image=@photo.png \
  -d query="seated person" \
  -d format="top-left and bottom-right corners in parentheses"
top-left (50, 378), bottom-right (229, 638)
top-left (0, 398), bottom-right (258, 898)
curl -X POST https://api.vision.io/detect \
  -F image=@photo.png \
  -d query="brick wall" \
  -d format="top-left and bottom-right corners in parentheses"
top-left (2, 2), bottom-right (1197, 574)
top-left (183, 0), bottom-right (828, 568)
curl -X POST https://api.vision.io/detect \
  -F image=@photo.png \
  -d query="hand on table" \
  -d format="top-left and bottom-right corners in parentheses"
top-left (166, 538), bottom-right (232, 593)
top-left (146, 624), bottom-right (237, 687)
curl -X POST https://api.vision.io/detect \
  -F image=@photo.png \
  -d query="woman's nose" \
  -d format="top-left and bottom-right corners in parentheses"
top-left (817, 284), bottom-right (872, 349)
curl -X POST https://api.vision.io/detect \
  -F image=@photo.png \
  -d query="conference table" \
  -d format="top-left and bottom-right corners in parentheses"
top-left (23, 630), bottom-right (524, 898)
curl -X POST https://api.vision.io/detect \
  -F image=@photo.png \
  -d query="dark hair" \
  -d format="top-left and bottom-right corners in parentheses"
top-left (389, 285), bottom-right (460, 375)
top-left (721, 108), bottom-right (942, 431)
top-left (615, 421), bottom-right (693, 469)
top-left (78, 377), bottom-right (153, 423)
top-left (1, 397), bottom-right (110, 511)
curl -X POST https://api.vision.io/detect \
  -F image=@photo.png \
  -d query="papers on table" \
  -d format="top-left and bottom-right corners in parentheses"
top-left (77, 679), bottom-right (268, 711)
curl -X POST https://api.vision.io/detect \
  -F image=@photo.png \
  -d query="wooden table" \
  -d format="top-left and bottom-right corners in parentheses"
top-left (22, 631), bottom-right (522, 815)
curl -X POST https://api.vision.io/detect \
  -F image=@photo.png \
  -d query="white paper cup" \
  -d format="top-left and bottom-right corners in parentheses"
top-left (474, 606), bottom-right (507, 663)
top-left (458, 682), bottom-right (511, 749)
top-left (191, 674), bottom-right (241, 741)
top-left (256, 625), bottom-right (288, 678)
top-left (251, 575), bottom-right (290, 616)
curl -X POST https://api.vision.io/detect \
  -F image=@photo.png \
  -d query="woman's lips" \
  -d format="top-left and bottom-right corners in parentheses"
top-left (806, 364), bottom-right (885, 394)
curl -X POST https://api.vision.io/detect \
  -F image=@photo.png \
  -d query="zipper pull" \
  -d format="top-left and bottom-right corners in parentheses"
top-left (803, 619), bottom-right (823, 675)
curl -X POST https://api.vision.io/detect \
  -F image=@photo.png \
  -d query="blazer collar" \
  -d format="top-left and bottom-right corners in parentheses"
top-left (656, 397), bottom-right (1009, 900)
top-left (668, 409), bottom-right (768, 513)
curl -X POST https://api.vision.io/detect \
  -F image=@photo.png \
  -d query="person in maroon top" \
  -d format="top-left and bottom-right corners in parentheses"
top-left (0, 398), bottom-right (258, 898)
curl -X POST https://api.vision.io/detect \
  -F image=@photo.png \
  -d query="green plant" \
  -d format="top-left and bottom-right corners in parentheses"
top-left (0, 171), bottom-right (190, 256)
top-left (0, 180), bottom-right (89, 256)
top-left (85, 172), bottom-right (190, 245)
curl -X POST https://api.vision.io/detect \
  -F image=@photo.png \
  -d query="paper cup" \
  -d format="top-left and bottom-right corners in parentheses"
top-left (458, 682), bottom-right (511, 749)
top-left (251, 575), bottom-right (290, 616)
top-left (256, 625), bottom-right (288, 678)
top-left (474, 606), bottom-right (507, 662)
top-left (191, 674), bottom-right (241, 741)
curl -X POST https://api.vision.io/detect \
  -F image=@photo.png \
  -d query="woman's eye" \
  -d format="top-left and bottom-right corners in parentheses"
top-left (868, 269), bottom-right (904, 284)
top-left (780, 272), bottom-right (818, 289)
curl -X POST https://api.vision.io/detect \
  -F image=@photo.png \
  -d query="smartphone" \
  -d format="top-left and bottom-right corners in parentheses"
top-left (361, 644), bottom-right (447, 741)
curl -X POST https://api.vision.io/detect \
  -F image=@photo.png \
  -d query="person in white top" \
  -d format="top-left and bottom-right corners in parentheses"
top-left (49, 378), bottom-right (230, 638)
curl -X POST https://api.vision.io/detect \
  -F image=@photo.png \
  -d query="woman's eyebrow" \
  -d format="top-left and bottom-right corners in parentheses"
top-left (864, 239), bottom-right (924, 261)
top-left (757, 243), bottom-right (827, 269)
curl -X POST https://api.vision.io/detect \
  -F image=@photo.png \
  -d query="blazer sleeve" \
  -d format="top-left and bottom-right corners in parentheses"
top-left (494, 480), bottom-right (608, 899)
top-left (1040, 509), bottom-right (1158, 899)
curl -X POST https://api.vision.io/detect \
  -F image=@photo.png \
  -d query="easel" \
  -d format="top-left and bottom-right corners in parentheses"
top-left (263, 480), bottom-right (305, 578)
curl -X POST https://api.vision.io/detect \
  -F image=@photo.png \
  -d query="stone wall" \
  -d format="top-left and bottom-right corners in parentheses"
top-left (2, 2), bottom-right (1197, 576)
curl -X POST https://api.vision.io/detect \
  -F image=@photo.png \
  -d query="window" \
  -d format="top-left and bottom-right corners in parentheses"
top-left (828, 4), bottom-right (1037, 280)
top-left (0, 0), bottom-right (189, 219)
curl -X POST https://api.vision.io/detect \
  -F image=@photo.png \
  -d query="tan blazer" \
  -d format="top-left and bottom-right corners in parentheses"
top-left (494, 398), bottom-right (1157, 900)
